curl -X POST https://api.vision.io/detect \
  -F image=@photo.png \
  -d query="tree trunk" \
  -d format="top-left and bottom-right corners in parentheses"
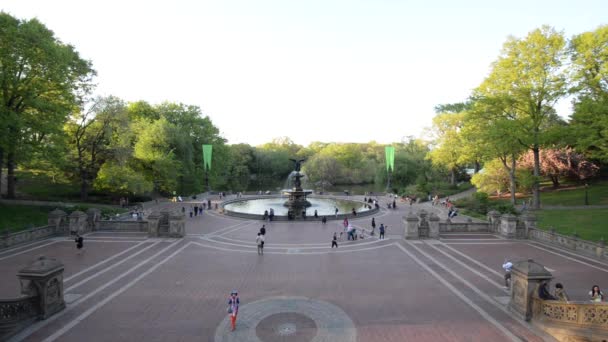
top-left (7, 151), bottom-right (16, 199)
top-left (80, 171), bottom-right (89, 201)
top-left (0, 147), bottom-right (3, 198)
top-left (509, 156), bottom-right (517, 206)
top-left (450, 169), bottom-right (456, 186)
top-left (532, 146), bottom-right (541, 209)
top-left (550, 175), bottom-right (560, 188)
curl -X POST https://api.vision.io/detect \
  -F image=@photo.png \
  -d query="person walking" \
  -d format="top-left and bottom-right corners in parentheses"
top-left (371, 217), bottom-right (376, 236)
top-left (502, 260), bottom-right (513, 289)
top-left (260, 224), bottom-right (266, 236)
top-left (334, 207), bottom-right (339, 218)
top-left (331, 232), bottom-right (338, 248)
top-left (379, 224), bottom-right (385, 240)
top-left (194, 206), bottom-right (198, 216)
top-left (227, 290), bottom-right (240, 331)
top-left (75, 233), bottom-right (84, 255)
top-left (256, 233), bottom-right (263, 255)
top-left (321, 216), bottom-right (327, 224)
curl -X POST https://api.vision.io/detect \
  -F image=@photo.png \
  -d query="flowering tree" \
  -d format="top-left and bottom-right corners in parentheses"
top-left (519, 148), bottom-right (599, 188)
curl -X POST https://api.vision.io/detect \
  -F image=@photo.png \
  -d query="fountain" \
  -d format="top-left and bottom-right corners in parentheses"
top-left (221, 157), bottom-right (378, 220)
top-left (283, 158), bottom-right (312, 210)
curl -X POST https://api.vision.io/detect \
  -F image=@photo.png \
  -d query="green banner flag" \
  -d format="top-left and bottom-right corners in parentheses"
top-left (385, 146), bottom-right (395, 172)
top-left (202, 144), bottom-right (213, 170)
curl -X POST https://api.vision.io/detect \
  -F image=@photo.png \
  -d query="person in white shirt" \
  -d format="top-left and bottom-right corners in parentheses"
top-left (503, 260), bottom-right (513, 289)
top-left (256, 233), bottom-right (264, 255)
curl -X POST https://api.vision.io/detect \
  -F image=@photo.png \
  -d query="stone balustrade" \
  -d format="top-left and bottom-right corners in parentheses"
top-left (0, 256), bottom-right (65, 340)
top-left (0, 296), bottom-right (40, 340)
top-left (529, 228), bottom-right (607, 259)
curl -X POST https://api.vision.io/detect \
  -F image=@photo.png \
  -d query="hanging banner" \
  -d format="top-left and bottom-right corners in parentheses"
top-left (385, 146), bottom-right (395, 172)
top-left (202, 144), bottom-right (213, 170)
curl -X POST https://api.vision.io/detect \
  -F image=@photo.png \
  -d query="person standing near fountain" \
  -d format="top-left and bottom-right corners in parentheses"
top-left (227, 290), bottom-right (240, 331)
top-left (331, 232), bottom-right (338, 248)
top-left (371, 217), bottom-right (376, 236)
top-left (379, 224), bottom-right (386, 239)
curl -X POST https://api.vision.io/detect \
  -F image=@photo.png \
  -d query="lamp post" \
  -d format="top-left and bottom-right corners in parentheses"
top-left (584, 183), bottom-right (589, 206)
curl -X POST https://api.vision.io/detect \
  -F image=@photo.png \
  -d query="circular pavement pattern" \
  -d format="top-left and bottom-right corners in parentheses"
top-left (214, 297), bottom-right (357, 342)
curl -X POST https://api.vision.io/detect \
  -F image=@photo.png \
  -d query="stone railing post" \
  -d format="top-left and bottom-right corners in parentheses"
top-left (508, 259), bottom-right (552, 321)
top-left (168, 212), bottom-right (185, 238)
top-left (18, 256), bottom-right (65, 319)
top-left (487, 210), bottom-right (501, 232)
top-left (404, 213), bottom-right (419, 239)
top-left (47, 209), bottom-right (67, 232)
top-left (86, 208), bottom-right (102, 231)
top-left (521, 213), bottom-right (537, 238)
top-left (500, 214), bottom-right (518, 238)
top-left (68, 211), bottom-right (88, 235)
top-left (597, 238), bottom-right (606, 259)
top-left (428, 213), bottom-right (440, 238)
top-left (147, 212), bottom-right (161, 237)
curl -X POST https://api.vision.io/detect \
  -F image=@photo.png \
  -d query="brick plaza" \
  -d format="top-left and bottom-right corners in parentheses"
top-left (3, 195), bottom-right (606, 341)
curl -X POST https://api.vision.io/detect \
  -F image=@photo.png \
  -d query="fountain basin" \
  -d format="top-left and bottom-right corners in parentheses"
top-left (222, 196), bottom-right (378, 220)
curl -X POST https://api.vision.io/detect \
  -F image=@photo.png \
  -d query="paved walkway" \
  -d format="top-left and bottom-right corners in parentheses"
top-left (6, 195), bottom-right (607, 341)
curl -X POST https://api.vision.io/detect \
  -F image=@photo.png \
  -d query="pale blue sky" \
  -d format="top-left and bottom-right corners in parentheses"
top-left (2, 0), bottom-right (607, 145)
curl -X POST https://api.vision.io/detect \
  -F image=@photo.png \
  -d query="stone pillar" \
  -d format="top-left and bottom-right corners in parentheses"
top-left (508, 259), bottom-right (553, 321)
top-left (521, 213), bottom-right (537, 238)
top-left (147, 212), bottom-right (161, 238)
top-left (47, 209), bottom-right (67, 231)
top-left (597, 239), bottom-right (605, 259)
top-left (68, 211), bottom-right (88, 235)
top-left (86, 208), bottom-right (102, 231)
top-left (18, 256), bottom-right (65, 319)
top-left (168, 212), bottom-right (185, 238)
top-left (404, 213), bottom-right (419, 239)
top-left (500, 214), bottom-right (518, 238)
top-left (428, 213), bottom-right (440, 238)
top-left (487, 210), bottom-right (501, 232)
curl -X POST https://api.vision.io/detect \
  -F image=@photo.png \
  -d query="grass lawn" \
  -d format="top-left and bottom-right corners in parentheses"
top-left (0, 204), bottom-right (52, 233)
top-left (536, 209), bottom-right (608, 242)
top-left (539, 180), bottom-right (608, 206)
top-left (15, 169), bottom-right (80, 201)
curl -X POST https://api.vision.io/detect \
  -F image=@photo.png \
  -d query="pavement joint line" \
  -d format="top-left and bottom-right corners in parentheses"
top-left (42, 241), bottom-right (193, 342)
top-left (191, 240), bottom-right (392, 255)
top-left (440, 243), bottom-right (504, 278)
top-left (394, 242), bottom-right (523, 342)
top-left (211, 234), bottom-right (380, 247)
top-left (205, 220), bottom-right (252, 237)
top-left (80, 236), bottom-right (148, 240)
top-left (403, 240), bottom-right (553, 340)
top-left (9, 239), bottom-right (182, 342)
top-left (202, 236), bottom-right (388, 250)
top-left (526, 243), bottom-right (608, 274)
top-left (528, 241), bottom-right (608, 268)
top-left (0, 239), bottom-right (55, 256)
top-left (0, 241), bottom-right (59, 262)
top-left (63, 240), bottom-right (144, 243)
top-left (64, 240), bottom-right (149, 282)
top-left (444, 242), bottom-right (516, 245)
top-left (65, 241), bottom-right (162, 292)
top-left (440, 238), bottom-right (503, 241)
top-left (425, 241), bottom-right (507, 292)
top-left (212, 221), bottom-right (262, 238)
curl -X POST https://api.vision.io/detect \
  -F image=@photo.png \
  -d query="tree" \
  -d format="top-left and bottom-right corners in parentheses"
top-left (427, 110), bottom-right (466, 185)
top-left (0, 12), bottom-right (95, 198)
top-left (568, 25), bottom-right (608, 162)
top-left (64, 96), bottom-right (127, 200)
top-left (476, 26), bottom-right (568, 209)
top-left (519, 147), bottom-right (599, 187)
top-left (302, 154), bottom-right (342, 191)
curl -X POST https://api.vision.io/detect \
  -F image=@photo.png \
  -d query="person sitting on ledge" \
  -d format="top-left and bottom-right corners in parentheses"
top-left (538, 281), bottom-right (557, 300)
top-left (554, 283), bottom-right (569, 302)
top-left (590, 285), bottom-right (604, 302)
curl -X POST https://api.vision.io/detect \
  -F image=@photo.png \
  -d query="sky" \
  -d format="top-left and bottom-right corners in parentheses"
top-left (2, 0), bottom-right (607, 146)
